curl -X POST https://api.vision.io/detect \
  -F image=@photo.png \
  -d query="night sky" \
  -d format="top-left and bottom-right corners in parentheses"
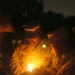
top-left (44, 0), bottom-right (75, 17)
top-left (0, 0), bottom-right (75, 17)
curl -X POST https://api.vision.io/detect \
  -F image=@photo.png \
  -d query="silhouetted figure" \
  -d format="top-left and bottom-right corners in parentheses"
top-left (10, 20), bottom-right (57, 75)
top-left (47, 25), bottom-right (75, 75)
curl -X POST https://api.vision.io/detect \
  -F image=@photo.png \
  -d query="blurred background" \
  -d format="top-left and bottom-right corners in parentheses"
top-left (0, 0), bottom-right (75, 33)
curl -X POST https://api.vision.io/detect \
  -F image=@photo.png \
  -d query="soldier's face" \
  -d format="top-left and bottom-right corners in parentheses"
top-left (26, 36), bottom-right (40, 44)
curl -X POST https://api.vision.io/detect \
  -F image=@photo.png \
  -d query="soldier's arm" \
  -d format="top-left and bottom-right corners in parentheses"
top-left (10, 43), bottom-right (28, 75)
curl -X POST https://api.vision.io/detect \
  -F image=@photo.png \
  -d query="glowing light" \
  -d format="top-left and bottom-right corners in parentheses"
top-left (42, 44), bottom-right (46, 48)
top-left (27, 64), bottom-right (34, 72)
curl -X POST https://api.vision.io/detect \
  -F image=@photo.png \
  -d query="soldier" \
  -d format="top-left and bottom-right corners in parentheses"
top-left (10, 20), bottom-right (57, 75)
top-left (47, 25), bottom-right (75, 75)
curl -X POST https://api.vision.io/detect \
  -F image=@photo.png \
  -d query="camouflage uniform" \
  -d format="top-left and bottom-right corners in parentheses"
top-left (10, 38), bottom-right (58, 75)
top-left (47, 25), bottom-right (75, 75)
top-left (56, 49), bottom-right (75, 75)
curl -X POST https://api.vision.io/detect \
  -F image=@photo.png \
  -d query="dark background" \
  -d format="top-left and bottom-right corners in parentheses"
top-left (0, 0), bottom-right (75, 34)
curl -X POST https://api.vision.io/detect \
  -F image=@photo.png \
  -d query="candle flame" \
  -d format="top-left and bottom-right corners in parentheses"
top-left (27, 64), bottom-right (34, 72)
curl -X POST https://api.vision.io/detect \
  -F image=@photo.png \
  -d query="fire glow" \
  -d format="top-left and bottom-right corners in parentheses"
top-left (27, 64), bottom-right (34, 72)
top-left (25, 51), bottom-right (47, 72)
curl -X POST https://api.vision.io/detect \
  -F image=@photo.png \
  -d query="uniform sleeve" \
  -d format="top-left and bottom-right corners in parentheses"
top-left (10, 45), bottom-right (26, 75)
top-left (56, 61), bottom-right (75, 75)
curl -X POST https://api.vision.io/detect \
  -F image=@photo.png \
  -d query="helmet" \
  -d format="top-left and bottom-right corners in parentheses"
top-left (47, 25), bottom-right (71, 43)
top-left (23, 20), bottom-right (41, 39)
